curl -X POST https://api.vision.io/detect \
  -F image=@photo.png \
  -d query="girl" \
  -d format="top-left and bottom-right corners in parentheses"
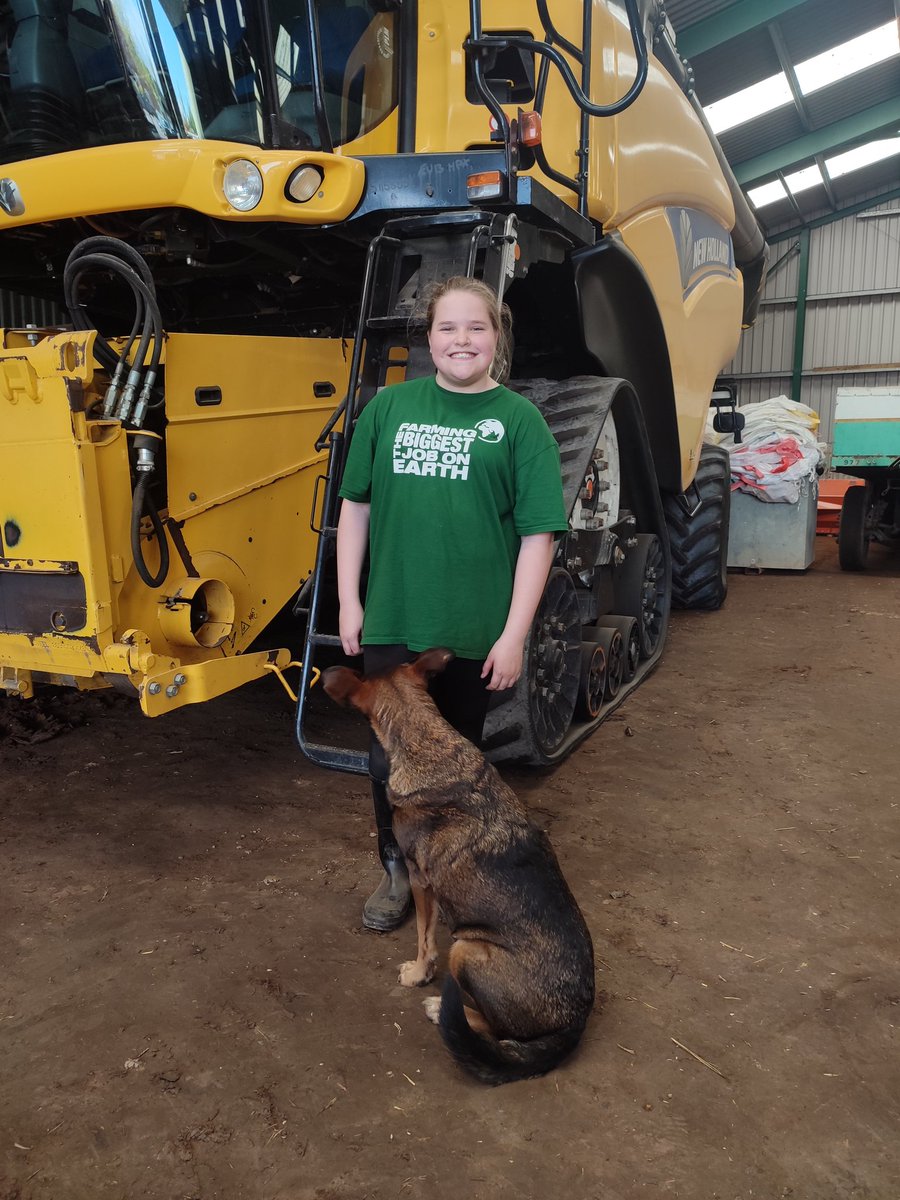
top-left (337, 277), bottom-right (568, 930)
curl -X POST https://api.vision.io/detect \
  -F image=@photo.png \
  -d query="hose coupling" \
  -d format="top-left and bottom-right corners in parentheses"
top-left (115, 366), bottom-right (144, 423)
top-left (133, 432), bottom-right (158, 474)
top-left (131, 370), bottom-right (158, 429)
top-left (102, 363), bottom-right (127, 418)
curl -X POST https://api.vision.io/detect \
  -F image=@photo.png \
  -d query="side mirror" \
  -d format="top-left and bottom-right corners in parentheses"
top-left (710, 381), bottom-right (744, 444)
top-left (713, 410), bottom-right (746, 439)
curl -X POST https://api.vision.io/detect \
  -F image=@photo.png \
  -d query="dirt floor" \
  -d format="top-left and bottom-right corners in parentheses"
top-left (1, 535), bottom-right (899, 1200)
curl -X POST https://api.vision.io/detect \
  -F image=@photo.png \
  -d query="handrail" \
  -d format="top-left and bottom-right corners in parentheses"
top-left (467, 24), bottom-right (648, 122)
top-left (464, 0), bottom-right (650, 213)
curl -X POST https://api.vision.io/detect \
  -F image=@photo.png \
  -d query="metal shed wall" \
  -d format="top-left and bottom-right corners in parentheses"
top-left (0, 289), bottom-right (65, 328)
top-left (728, 198), bottom-right (900, 453)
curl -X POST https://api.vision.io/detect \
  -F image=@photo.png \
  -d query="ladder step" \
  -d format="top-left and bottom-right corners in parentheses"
top-left (309, 633), bottom-right (344, 647)
top-left (365, 315), bottom-right (417, 332)
top-left (296, 742), bottom-right (369, 775)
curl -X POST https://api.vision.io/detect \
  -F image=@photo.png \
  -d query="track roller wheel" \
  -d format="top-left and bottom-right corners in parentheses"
top-left (576, 642), bottom-right (607, 720)
top-left (614, 533), bottom-right (670, 658)
top-left (602, 615), bottom-right (640, 682)
top-left (587, 626), bottom-right (625, 699)
top-left (522, 567), bottom-right (582, 755)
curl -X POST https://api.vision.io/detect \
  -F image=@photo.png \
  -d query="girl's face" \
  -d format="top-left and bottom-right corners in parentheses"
top-left (427, 291), bottom-right (499, 393)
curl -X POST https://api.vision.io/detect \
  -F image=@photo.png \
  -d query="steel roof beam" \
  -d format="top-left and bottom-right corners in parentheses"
top-left (677, 0), bottom-right (812, 58)
top-left (733, 96), bottom-right (900, 184)
top-left (768, 184), bottom-right (900, 243)
top-left (767, 22), bottom-right (838, 213)
top-left (777, 169), bottom-right (806, 223)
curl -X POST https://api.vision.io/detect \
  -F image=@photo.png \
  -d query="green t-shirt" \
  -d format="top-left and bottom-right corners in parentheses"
top-left (339, 375), bottom-right (569, 659)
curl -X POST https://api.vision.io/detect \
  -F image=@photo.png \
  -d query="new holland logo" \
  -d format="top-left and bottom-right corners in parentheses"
top-left (669, 207), bottom-right (735, 297)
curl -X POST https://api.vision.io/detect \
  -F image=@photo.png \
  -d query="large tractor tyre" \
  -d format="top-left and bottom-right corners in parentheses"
top-left (838, 485), bottom-right (871, 572)
top-left (664, 444), bottom-right (731, 611)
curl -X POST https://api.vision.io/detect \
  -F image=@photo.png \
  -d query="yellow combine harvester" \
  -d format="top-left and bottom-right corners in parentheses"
top-left (0, 0), bottom-right (766, 766)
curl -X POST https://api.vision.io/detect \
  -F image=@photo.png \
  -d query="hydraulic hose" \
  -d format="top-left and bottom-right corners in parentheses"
top-left (69, 256), bottom-right (149, 365)
top-left (130, 473), bottom-right (169, 589)
top-left (63, 238), bottom-right (164, 422)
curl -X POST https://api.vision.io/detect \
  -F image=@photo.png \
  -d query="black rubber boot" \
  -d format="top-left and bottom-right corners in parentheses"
top-left (362, 779), bottom-right (411, 932)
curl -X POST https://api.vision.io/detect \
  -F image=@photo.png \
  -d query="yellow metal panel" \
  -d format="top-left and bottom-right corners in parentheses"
top-left (0, 353), bottom-right (116, 648)
top-left (111, 334), bottom-right (348, 659)
top-left (413, 1), bottom-right (733, 233)
top-left (0, 328), bottom-right (349, 692)
top-left (618, 209), bottom-right (743, 487)
top-left (139, 648), bottom-right (295, 716)
top-left (0, 143), bottom-right (366, 232)
top-left (600, 9), bottom-right (734, 229)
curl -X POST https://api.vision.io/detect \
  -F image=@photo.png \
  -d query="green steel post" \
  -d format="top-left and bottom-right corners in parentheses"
top-left (791, 228), bottom-right (810, 404)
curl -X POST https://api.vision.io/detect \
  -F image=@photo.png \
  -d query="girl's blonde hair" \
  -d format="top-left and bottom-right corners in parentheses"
top-left (423, 276), bottom-right (513, 383)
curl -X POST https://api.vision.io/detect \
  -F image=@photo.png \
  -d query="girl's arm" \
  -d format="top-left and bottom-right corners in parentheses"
top-left (336, 499), bottom-right (371, 656)
top-left (482, 532), bottom-right (556, 691)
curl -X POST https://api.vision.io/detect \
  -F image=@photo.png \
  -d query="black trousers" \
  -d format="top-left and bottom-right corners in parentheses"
top-left (362, 644), bottom-right (492, 787)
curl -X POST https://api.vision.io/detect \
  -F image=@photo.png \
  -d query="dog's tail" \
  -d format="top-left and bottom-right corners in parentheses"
top-left (438, 974), bottom-right (585, 1086)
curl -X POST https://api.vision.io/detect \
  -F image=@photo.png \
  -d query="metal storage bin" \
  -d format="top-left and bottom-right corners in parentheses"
top-left (726, 478), bottom-right (818, 570)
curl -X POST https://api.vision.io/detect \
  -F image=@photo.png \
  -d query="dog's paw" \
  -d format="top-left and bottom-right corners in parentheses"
top-left (423, 996), bottom-right (441, 1024)
top-left (398, 959), bottom-right (434, 988)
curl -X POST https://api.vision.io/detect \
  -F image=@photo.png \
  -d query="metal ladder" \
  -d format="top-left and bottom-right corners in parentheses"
top-left (294, 210), bottom-right (518, 773)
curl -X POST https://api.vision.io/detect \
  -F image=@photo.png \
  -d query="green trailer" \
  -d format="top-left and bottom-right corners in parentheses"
top-left (831, 387), bottom-right (900, 570)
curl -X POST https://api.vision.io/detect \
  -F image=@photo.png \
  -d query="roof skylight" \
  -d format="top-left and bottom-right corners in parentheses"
top-left (747, 137), bottom-right (900, 209)
top-left (704, 74), bottom-right (793, 136)
top-left (747, 179), bottom-right (789, 208)
top-left (702, 21), bottom-right (900, 137)
top-left (825, 137), bottom-right (900, 179)
top-left (794, 22), bottom-right (900, 95)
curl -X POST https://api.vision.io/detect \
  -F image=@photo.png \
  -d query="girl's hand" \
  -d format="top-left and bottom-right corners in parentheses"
top-left (339, 598), bottom-right (365, 657)
top-left (482, 633), bottom-right (525, 692)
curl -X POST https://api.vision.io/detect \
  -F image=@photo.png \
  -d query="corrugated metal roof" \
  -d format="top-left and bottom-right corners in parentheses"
top-left (666, 0), bottom-right (900, 235)
top-left (802, 60), bottom-right (900, 130)
top-left (831, 157), bottom-right (900, 205)
top-left (776, 0), bottom-right (891, 59)
top-left (664, 0), bottom-right (736, 29)
top-left (717, 106), bottom-right (807, 168)
top-left (689, 28), bottom-right (782, 104)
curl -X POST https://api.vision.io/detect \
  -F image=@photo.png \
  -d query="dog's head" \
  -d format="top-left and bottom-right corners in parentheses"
top-left (321, 647), bottom-right (454, 719)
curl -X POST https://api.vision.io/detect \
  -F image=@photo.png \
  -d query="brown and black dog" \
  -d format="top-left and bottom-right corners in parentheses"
top-left (322, 648), bottom-right (595, 1085)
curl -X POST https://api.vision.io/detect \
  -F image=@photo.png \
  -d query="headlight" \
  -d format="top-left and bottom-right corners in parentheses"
top-left (286, 165), bottom-right (325, 203)
top-left (223, 159), bottom-right (263, 211)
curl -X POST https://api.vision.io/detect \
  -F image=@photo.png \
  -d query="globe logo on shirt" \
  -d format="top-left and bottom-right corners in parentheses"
top-left (475, 418), bottom-right (505, 443)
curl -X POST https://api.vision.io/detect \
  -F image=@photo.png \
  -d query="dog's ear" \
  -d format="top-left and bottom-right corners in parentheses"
top-left (411, 647), bottom-right (455, 681)
top-left (321, 665), bottom-right (367, 709)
